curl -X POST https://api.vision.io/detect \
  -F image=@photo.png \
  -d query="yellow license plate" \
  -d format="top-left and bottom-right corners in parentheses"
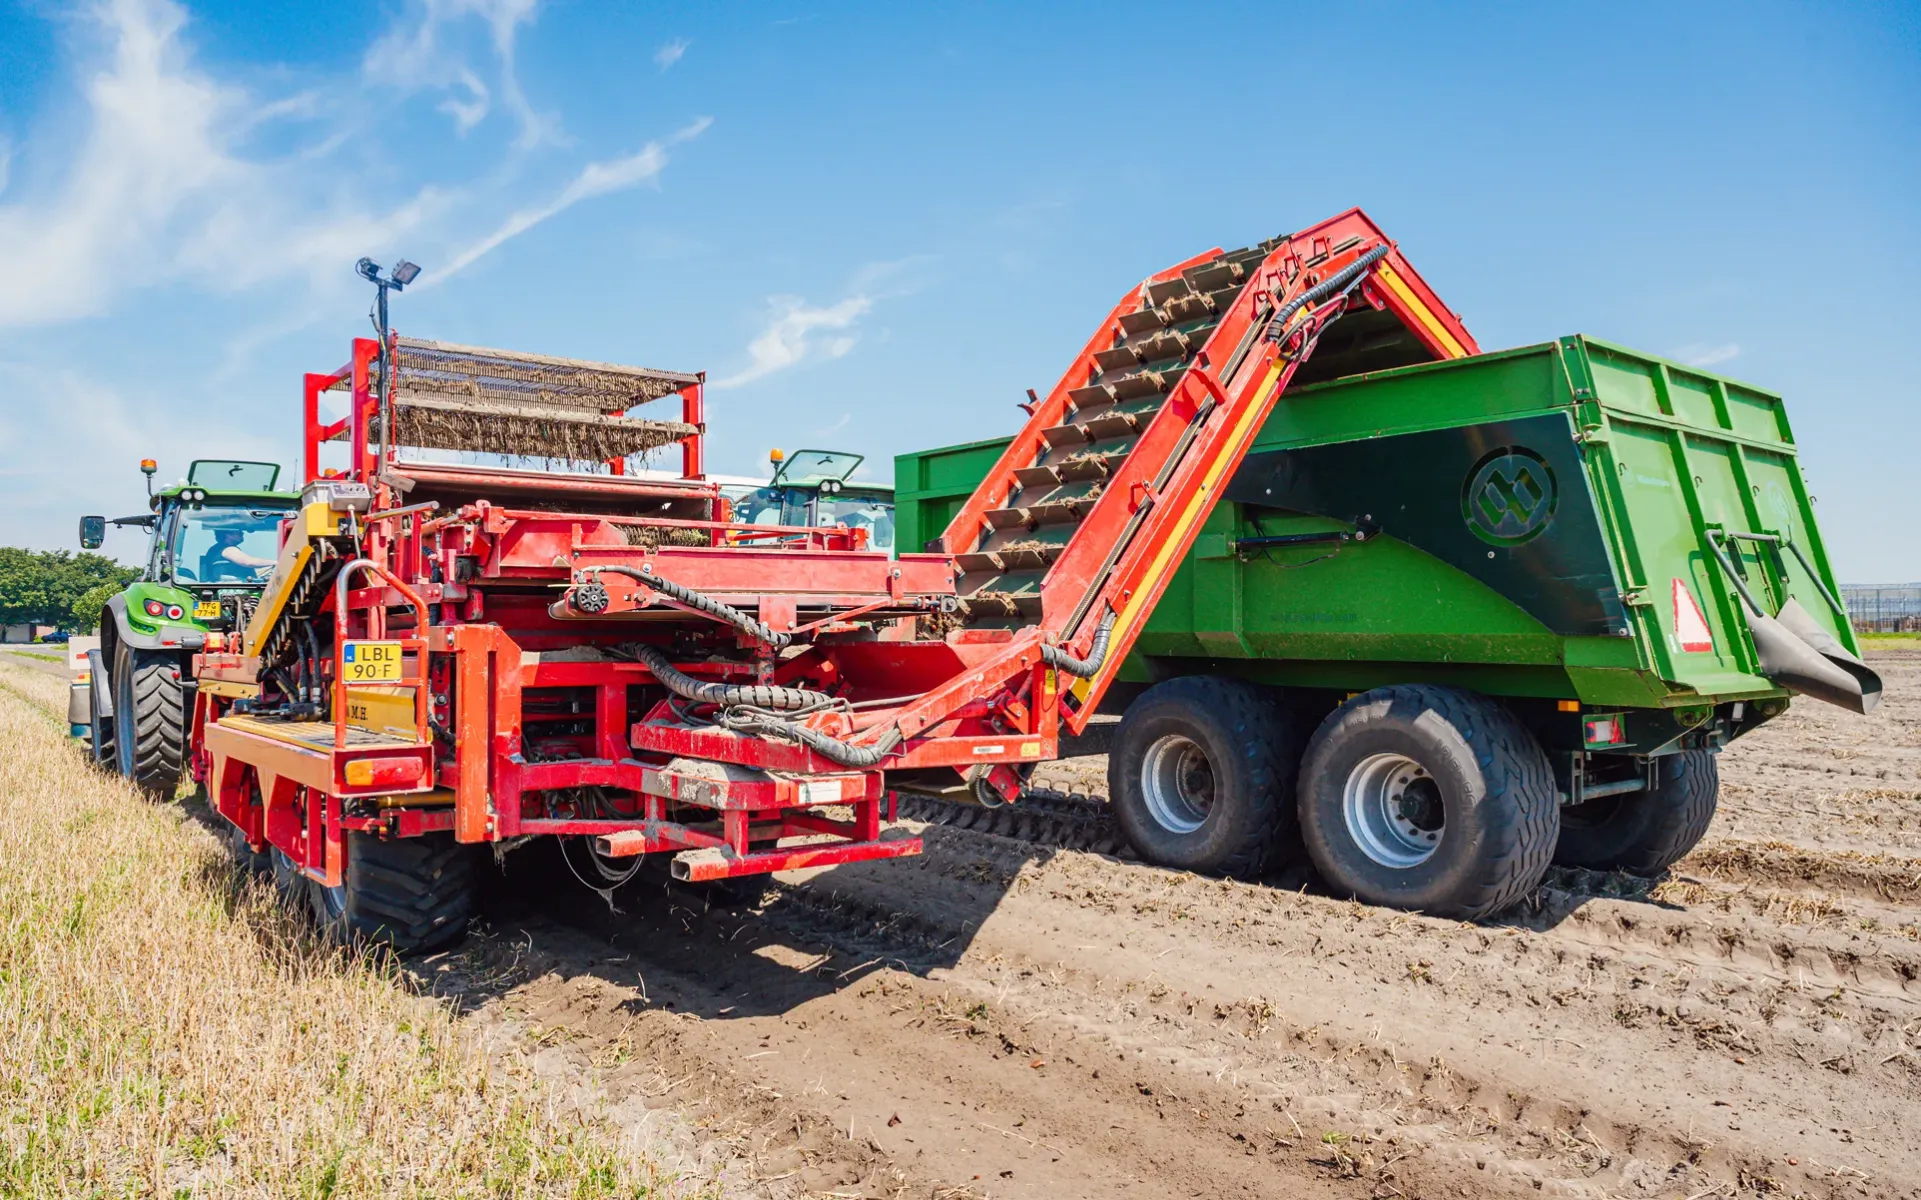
top-left (193, 600), bottom-right (222, 620)
top-left (341, 641), bottom-right (403, 682)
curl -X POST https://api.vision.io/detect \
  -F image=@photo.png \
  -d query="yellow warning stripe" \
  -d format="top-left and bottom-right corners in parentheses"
top-left (1069, 361), bottom-right (1288, 704)
top-left (1374, 263), bottom-right (1468, 359)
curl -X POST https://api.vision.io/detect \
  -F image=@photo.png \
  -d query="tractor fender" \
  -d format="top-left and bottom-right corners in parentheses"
top-left (104, 593), bottom-right (206, 654)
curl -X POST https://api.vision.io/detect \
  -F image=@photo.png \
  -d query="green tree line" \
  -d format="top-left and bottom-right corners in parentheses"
top-left (0, 547), bottom-right (138, 632)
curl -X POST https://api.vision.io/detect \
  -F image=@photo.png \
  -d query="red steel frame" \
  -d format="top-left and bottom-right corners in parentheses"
top-left (202, 207), bottom-right (1473, 892)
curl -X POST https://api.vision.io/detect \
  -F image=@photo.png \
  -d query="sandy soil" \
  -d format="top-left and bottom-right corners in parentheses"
top-left (414, 655), bottom-right (1918, 1199)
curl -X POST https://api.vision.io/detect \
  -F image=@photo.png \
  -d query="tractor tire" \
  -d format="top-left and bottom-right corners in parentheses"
top-left (309, 832), bottom-right (478, 955)
top-left (1298, 685), bottom-right (1558, 920)
top-left (1554, 750), bottom-right (1719, 876)
top-left (87, 665), bottom-right (115, 770)
top-left (111, 641), bottom-right (187, 799)
top-left (1109, 675), bottom-right (1298, 879)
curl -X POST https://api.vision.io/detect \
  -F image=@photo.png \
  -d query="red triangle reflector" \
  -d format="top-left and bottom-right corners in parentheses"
top-left (1672, 578), bottom-right (1714, 653)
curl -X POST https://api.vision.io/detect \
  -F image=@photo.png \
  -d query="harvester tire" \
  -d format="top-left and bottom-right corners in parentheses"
top-left (112, 642), bottom-right (186, 799)
top-left (1553, 750), bottom-right (1719, 876)
top-left (1109, 675), bottom-right (1297, 879)
top-left (1298, 685), bottom-right (1558, 920)
top-left (309, 832), bottom-right (478, 955)
top-left (228, 824), bottom-right (272, 879)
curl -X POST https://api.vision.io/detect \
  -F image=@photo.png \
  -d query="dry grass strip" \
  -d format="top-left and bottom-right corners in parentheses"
top-left (0, 664), bottom-right (715, 1198)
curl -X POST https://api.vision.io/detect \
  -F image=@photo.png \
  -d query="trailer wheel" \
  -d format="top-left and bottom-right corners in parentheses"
top-left (1298, 685), bottom-right (1558, 919)
top-left (1554, 750), bottom-right (1719, 876)
top-left (1109, 676), bottom-right (1296, 879)
top-left (309, 832), bottom-right (478, 955)
top-left (111, 642), bottom-right (186, 799)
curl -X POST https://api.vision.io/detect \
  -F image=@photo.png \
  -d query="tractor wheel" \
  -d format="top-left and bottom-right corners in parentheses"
top-left (309, 832), bottom-right (478, 955)
top-left (1298, 685), bottom-right (1558, 920)
top-left (1554, 750), bottom-right (1719, 876)
top-left (1109, 675), bottom-right (1298, 879)
top-left (87, 664), bottom-right (115, 770)
top-left (111, 642), bottom-right (187, 799)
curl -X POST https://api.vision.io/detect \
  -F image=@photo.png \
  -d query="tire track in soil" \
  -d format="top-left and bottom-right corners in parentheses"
top-left (430, 655), bottom-right (1918, 1199)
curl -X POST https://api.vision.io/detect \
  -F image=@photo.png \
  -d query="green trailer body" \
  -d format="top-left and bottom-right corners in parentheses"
top-left (897, 336), bottom-right (1871, 731)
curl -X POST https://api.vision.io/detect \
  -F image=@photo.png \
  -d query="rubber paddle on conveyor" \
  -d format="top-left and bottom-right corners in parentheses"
top-left (938, 209), bottom-right (1478, 728)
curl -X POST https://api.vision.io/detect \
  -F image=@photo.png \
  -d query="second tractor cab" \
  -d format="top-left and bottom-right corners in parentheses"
top-left (76, 458), bottom-right (299, 796)
top-left (722, 448), bottom-right (897, 554)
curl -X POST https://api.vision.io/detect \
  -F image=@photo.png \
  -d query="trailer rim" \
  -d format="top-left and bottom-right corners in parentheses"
top-left (1342, 752), bottom-right (1444, 869)
top-left (1140, 733), bottom-right (1217, 835)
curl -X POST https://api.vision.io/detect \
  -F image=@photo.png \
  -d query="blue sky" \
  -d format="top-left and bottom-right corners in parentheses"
top-left (0, 0), bottom-right (1914, 580)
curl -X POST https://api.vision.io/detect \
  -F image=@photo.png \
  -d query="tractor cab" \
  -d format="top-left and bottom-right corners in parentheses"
top-left (724, 448), bottom-right (897, 554)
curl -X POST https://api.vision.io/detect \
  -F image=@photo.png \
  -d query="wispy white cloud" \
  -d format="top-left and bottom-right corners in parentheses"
top-left (654, 38), bottom-right (689, 71)
top-left (432, 116), bottom-right (712, 282)
top-left (0, 0), bottom-right (446, 327)
top-left (1675, 342), bottom-right (1741, 368)
top-left (713, 294), bottom-right (873, 390)
top-left (362, 0), bottom-right (558, 148)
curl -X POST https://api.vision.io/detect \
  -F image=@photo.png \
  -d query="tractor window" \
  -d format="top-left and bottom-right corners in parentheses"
top-left (732, 486), bottom-right (798, 528)
top-left (819, 494), bottom-right (895, 553)
top-left (188, 460), bottom-right (281, 490)
top-left (171, 507), bottom-right (286, 584)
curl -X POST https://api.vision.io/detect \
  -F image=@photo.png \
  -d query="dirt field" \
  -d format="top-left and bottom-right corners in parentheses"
top-left (12, 646), bottom-right (1912, 1198)
top-left (391, 649), bottom-right (1915, 1200)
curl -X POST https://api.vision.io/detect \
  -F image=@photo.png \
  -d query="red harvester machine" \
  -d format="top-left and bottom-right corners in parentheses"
top-left (191, 209), bottom-right (1474, 950)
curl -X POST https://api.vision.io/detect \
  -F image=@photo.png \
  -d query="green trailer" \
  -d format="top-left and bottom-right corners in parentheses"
top-left (897, 336), bottom-right (1879, 911)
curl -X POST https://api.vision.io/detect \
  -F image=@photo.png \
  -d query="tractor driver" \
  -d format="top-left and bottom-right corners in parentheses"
top-left (201, 528), bottom-right (275, 581)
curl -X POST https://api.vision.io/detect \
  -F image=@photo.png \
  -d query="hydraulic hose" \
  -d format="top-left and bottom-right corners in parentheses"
top-left (1041, 611), bottom-right (1116, 678)
top-left (627, 643), bottom-right (830, 711)
top-left (723, 713), bottom-right (905, 768)
top-left (584, 565), bottom-right (792, 649)
top-left (1265, 242), bottom-right (1392, 343)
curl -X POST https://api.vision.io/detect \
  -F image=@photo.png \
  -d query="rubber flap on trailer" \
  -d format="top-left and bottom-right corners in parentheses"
top-left (1748, 598), bottom-right (1883, 715)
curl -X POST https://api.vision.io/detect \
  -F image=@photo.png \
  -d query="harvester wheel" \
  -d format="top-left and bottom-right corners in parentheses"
top-left (309, 832), bottom-right (478, 955)
top-left (1109, 676), bottom-right (1297, 879)
top-left (1553, 750), bottom-right (1719, 876)
top-left (228, 825), bottom-right (272, 879)
top-left (1297, 685), bottom-right (1558, 920)
top-left (111, 642), bottom-right (187, 799)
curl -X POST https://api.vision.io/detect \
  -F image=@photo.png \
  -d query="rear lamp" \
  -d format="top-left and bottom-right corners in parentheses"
top-left (165, 604), bottom-right (185, 621)
top-left (143, 599), bottom-right (166, 618)
top-left (1583, 715), bottom-right (1626, 747)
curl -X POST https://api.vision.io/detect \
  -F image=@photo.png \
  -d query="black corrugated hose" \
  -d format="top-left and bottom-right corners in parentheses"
top-left (585, 565), bottom-right (792, 648)
top-left (624, 643), bottom-right (829, 711)
top-left (1041, 611), bottom-right (1116, 678)
top-left (625, 642), bottom-right (902, 768)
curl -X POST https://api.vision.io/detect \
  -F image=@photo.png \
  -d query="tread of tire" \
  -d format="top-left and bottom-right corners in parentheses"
top-left (333, 834), bottom-right (477, 954)
top-left (1114, 675), bottom-right (1294, 879)
top-left (1313, 684), bottom-right (1557, 919)
top-left (124, 649), bottom-right (186, 796)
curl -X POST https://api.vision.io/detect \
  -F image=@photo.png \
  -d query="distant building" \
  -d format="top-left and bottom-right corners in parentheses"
top-left (1842, 584), bottom-right (1921, 633)
top-left (1, 623), bottom-right (54, 643)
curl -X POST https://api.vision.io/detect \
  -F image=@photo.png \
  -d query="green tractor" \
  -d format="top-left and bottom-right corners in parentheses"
top-left (719, 448), bottom-right (897, 554)
top-left (78, 458), bottom-right (298, 796)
